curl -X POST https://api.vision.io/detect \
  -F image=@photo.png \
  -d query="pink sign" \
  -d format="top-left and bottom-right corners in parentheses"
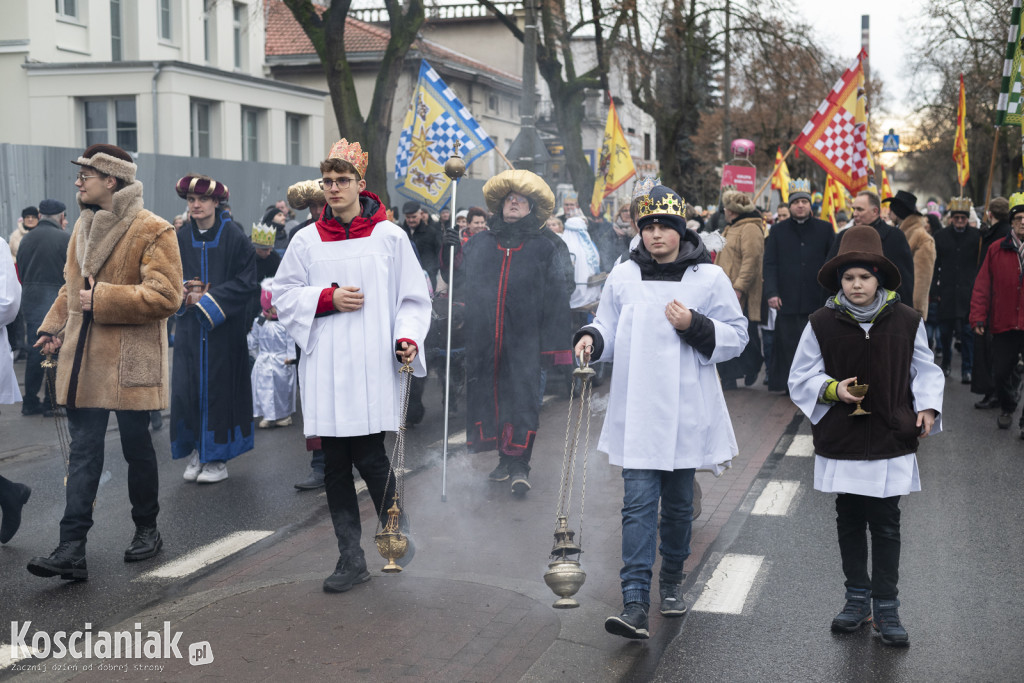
top-left (721, 165), bottom-right (756, 193)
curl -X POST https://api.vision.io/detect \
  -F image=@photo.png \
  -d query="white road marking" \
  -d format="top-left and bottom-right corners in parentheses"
top-left (786, 434), bottom-right (814, 457)
top-left (138, 530), bottom-right (274, 580)
top-left (692, 554), bottom-right (765, 614)
top-left (0, 642), bottom-right (44, 670)
top-left (751, 480), bottom-right (801, 516)
top-left (428, 430), bottom-right (466, 449)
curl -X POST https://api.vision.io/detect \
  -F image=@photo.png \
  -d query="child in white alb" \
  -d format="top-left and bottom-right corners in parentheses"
top-left (248, 279), bottom-right (297, 428)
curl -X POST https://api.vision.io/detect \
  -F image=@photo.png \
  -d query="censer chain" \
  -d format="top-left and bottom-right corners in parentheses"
top-left (376, 363), bottom-right (413, 535)
top-left (43, 354), bottom-right (71, 485)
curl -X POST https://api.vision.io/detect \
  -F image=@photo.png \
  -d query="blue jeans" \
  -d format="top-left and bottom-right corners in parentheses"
top-left (619, 468), bottom-right (694, 605)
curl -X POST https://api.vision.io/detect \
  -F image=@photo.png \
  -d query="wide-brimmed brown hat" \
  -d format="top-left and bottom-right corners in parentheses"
top-left (817, 225), bottom-right (901, 292)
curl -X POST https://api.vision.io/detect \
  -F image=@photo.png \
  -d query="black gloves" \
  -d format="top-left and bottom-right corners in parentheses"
top-left (442, 227), bottom-right (461, 249)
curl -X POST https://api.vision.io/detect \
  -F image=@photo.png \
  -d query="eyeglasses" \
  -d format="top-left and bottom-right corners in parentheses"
top-left (76, 173), bottom-right (100, 182)
top-left (319, 177), bottom-right (355, 190)
top-left (505, 194), bottom-right (528, 205)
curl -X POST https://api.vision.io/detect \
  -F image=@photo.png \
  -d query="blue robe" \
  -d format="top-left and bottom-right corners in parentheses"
top-left (171, 209), bottom-right (258, 462)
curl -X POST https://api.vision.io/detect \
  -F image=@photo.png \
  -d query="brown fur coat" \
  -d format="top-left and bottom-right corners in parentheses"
top-left (716, 214), bottom-right (765, 322)
top-left (899, 214), bottom-right (936, 320)
top-left (39, 181), bottom-right (183, 410)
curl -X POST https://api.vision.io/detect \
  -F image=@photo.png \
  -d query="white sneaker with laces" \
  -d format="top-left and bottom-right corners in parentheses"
top-left (183, 454), bottom-right (202, 482)
top-left (196, 461), bottom-right (228, 484)
top-left (274, 416), bottom-right (293, 427)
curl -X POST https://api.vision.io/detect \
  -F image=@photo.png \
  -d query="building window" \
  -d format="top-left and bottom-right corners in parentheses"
top-left (241, 107), bottom-right (260, 162)
top-left (233, 3), bottom-right (247, 70)
top-left (55, 0), bottom-right (78, 20)
top-left (158, 0), bottom-right (173, 41)
top-left (488, 95), bottom-right (499, 112)
top-left (286, 114), bottom-right (306, 166)
top-left (203, 0), bottom-right (212, 62)
top-left (644, 133), bottom-right (651, 161)
top-left (191, 99), bottom-right (213, 158)
top-left (110, 0), bottom-right (123, 61)
top-left (83, 98), bottom-right (138, 152)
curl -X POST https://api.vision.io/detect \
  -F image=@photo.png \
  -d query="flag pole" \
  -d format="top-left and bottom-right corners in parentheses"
top-left (754, 143), bottom-right (794, 203)
top-left (984, 127), bottom-right (1001, 215)
top-left (495, 147), bottom-right (516, 170)
top-left (440, 144), bottom-right (466, 503)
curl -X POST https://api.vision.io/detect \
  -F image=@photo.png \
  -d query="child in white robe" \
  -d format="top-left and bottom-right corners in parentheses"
top-left (248, 279), bottom-right (297, 428)
top-left (788, 225), bottom-right (944, 647)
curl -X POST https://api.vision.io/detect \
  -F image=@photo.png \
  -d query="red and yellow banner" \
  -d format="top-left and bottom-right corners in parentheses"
top-left (770, 147), bottom-right (791, 203)
top-left (591, 97), bottom-right (636, 217)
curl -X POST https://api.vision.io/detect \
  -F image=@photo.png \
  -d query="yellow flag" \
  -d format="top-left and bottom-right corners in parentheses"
top-left (770, 147), bottom-right (791, 203)
top-left (591, 98), bottom-right (636, 217)
top-left (821, 175), bottom-right (846, 232)
top-left (954, 73), bottom-right (970, 186)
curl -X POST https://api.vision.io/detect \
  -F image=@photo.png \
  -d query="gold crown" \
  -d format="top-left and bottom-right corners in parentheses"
top-left (251, 223), bottom-right (276, 247)
top-left (789, 178), bottom-right (811, 194)
top-left (948, 197), bottom-right (973, 214)
top-left (636, 190), bottom-right (686, 221)
top-left (327, 138), bottom-right (369, 178)
top-left (1010, 192), bottom-right (1024, 213)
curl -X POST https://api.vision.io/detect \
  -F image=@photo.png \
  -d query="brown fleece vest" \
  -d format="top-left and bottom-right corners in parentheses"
top-left (808, 302), bottom-right (922, 460)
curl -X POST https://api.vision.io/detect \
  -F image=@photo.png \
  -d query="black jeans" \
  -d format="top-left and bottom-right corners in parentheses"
top-left (992, 330), bottom-right (1024, 418)
top-left (835, 493), bottom-right (901, 600)
top-left (321, 433), bottom-right (395, 561)
top-left (60, 408), bottom-right (160, 543)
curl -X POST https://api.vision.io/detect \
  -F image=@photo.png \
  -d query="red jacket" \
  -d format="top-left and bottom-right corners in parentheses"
top-left (970, 236), bottom-right (1024, 334)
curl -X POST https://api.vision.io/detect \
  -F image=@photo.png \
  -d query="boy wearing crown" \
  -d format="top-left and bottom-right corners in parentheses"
top-left (573, 184), bottom-right (748, 639)
top-left (170, 174), bottom-right (258, 484)
top-left (273, 140), bottom-right (431, 593)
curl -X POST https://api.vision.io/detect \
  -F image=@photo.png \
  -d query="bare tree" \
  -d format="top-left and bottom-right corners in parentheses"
top-left (283, 0), bottom-right (425, 205)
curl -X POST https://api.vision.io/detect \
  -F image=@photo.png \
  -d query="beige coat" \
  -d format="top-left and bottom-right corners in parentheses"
top-left (716, 215), bottom-right (765, 322)
top-left (39, 181), bottom-right (183, 410)
top-left (899, 215), bottom-right (936, 320)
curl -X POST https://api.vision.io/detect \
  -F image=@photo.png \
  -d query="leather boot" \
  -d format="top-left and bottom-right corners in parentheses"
top-left (0, 482), bottom-right (31, 544)
top-left (27, 540), bottom-right (88, 581)
top-left (124, 525), bottom-right (163, 562)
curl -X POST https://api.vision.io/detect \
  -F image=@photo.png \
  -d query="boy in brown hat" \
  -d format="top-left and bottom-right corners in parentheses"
top-left (788, 225), bottom-right (944, 646)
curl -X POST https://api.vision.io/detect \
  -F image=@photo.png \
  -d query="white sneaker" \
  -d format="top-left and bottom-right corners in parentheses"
top-left (196, 461), bottom-right (228, 484)
top-left (258, 419), bottom-right (271, 428)
top-left (183, 454), bottom-right (202, 482)
top-left (274, 416), bottom-right (293, 427)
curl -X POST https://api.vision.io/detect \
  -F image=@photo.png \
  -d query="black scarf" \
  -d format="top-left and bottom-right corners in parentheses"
top-left (487, 212), bottom-right (544, 248)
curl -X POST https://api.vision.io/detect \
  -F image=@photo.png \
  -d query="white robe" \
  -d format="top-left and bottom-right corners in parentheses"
top-left (0, 237), bottom-right (21, 404)
top-left (273, 221), bottom-right (431, 437)
top-left (248, 316), bottom-right (297, 421)
top-left (788, 318), bottom-right (944, 497)
top-left (589, 259), bottom-right (748, 472)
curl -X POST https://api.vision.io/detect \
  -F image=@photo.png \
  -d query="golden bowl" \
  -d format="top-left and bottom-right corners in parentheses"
top-left (847, 383), bottom-right (869, 398)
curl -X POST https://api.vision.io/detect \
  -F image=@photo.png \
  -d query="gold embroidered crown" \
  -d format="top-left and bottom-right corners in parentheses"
top-left (251, 223), bottom-right (276, 247)
top-left (789, 178), bottom-right (811, 194)
top-left (635, 187), bottom-right (686, 221)
top-left (327, 138), bottom-right (369, 178)
top-left (947, 196), bottom-right (972, 214)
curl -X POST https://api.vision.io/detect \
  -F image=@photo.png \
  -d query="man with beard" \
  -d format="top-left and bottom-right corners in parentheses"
top-left (933, 196), bottom-right (981, 383)
top-left (832, 190), bottom-right (915, 306)
top-left (442, 170), bottom-right (571, 494)
top-left (762, 179), bottom-right (834, 392)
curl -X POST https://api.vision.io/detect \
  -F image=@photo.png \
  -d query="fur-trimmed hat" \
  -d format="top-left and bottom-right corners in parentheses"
top-left (817, 225), bottom-right (901, 292)
top-left (175, 174), bottom-right (229, 203)
top-left (722, 190), bottom-right (755, 215)
top-left (482, 169), bottom-right (555, 222)
top-left (72, 143), bottom-right (137, 184)
top-left (286, 179), bottom-right (325, 211)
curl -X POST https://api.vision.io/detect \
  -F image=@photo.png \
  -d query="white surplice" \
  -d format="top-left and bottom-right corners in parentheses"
top-left (589, 259), bottom-right (748, 473)
top-left (247, 316), bottom-right (297, 422)
top-left (788, 318), bottom-right (944, 497)
top-left (0, 237), bottom-right (21, 404)
top-left (273, 222), bottom-right (431, 437)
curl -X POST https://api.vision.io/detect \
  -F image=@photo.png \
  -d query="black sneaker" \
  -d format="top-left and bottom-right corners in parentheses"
top-left (124, 526), bottom-right (163, 562)
top-left (487, 461), bottom-right (510, 482)
top-left (831, 588), bottom-right (872, 632)
top-left (27, 541), bottom-right (88, 581)
top-left (605, 602), bottom-right (650, 639)
top-left (872, 598), bottom-right (909, 646)
top-left (659, 583), bottom-right (687, 617)
top-left (323, 556), bottom-right (371, 593)
top-left (510, 466), bottom-right (531, 495)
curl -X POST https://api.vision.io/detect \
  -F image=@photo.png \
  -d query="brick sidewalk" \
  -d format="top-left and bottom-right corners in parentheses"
top-left (28, 386), bottom-right (796, 683)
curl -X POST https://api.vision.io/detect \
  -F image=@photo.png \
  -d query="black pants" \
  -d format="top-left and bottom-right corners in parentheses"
top-left (719, 319), bottom-right (763, 382)
top-left (321, 433), bottom-right (395, 561)
top-left (61, 408), bottom-right (159, 543)
top-left (767, 314), bottom-right (805, 392)
top-left (0, 475), bottom-right (23, 506)
top-left (992, 330), bottom-right (1024, 419)
top-left (835, 493), bottom-right (901, 600)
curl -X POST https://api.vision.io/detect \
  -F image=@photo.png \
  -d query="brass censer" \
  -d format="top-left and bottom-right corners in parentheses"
top-left (544, 357), bottom-right (596, 608)
top-left (848, 383), bottom-right (870, 416)
top-left (374, 363), bottom-right (414, 572)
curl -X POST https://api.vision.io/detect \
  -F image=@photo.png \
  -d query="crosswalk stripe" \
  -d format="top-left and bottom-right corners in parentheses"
top-left (692, 554), bottom-right (765, 614)
top-left (786, 434), bottom-right (814, 457)
top-left (0, 642), bottom-right (42, 670)
top-left (137, 530), bottom-right (274, 580)
top-left (751, 481), bottom-right (801, 516)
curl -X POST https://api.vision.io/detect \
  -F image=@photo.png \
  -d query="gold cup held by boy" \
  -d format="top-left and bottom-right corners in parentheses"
top-left (848, 383), bottom-right (870, 416)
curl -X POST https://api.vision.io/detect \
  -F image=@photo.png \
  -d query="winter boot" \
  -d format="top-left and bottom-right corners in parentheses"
top-left (604, 602), bottom-right (650, 639)
top-left (872, 598), bottom-right (909, 646)
top-left (124, 525), bottom-right (163, 562)
top-left (323, 554), bottom-right (371, 593)
top-left (831, 587), bottom-right (872, 632)
top-left (27, 540), bottom-right (88, 581)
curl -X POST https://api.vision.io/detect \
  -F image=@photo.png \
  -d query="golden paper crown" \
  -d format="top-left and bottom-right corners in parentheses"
top-left (327, 138), bottom-right (369, 178)
top-left (635, 187), bottom-right (686, 222)
top-left (947, 197), bottom-right (973, 214)
top-left (251, 223), bottom-right (276, 247)
top-left (789, 178), bottom-right (811, 194)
